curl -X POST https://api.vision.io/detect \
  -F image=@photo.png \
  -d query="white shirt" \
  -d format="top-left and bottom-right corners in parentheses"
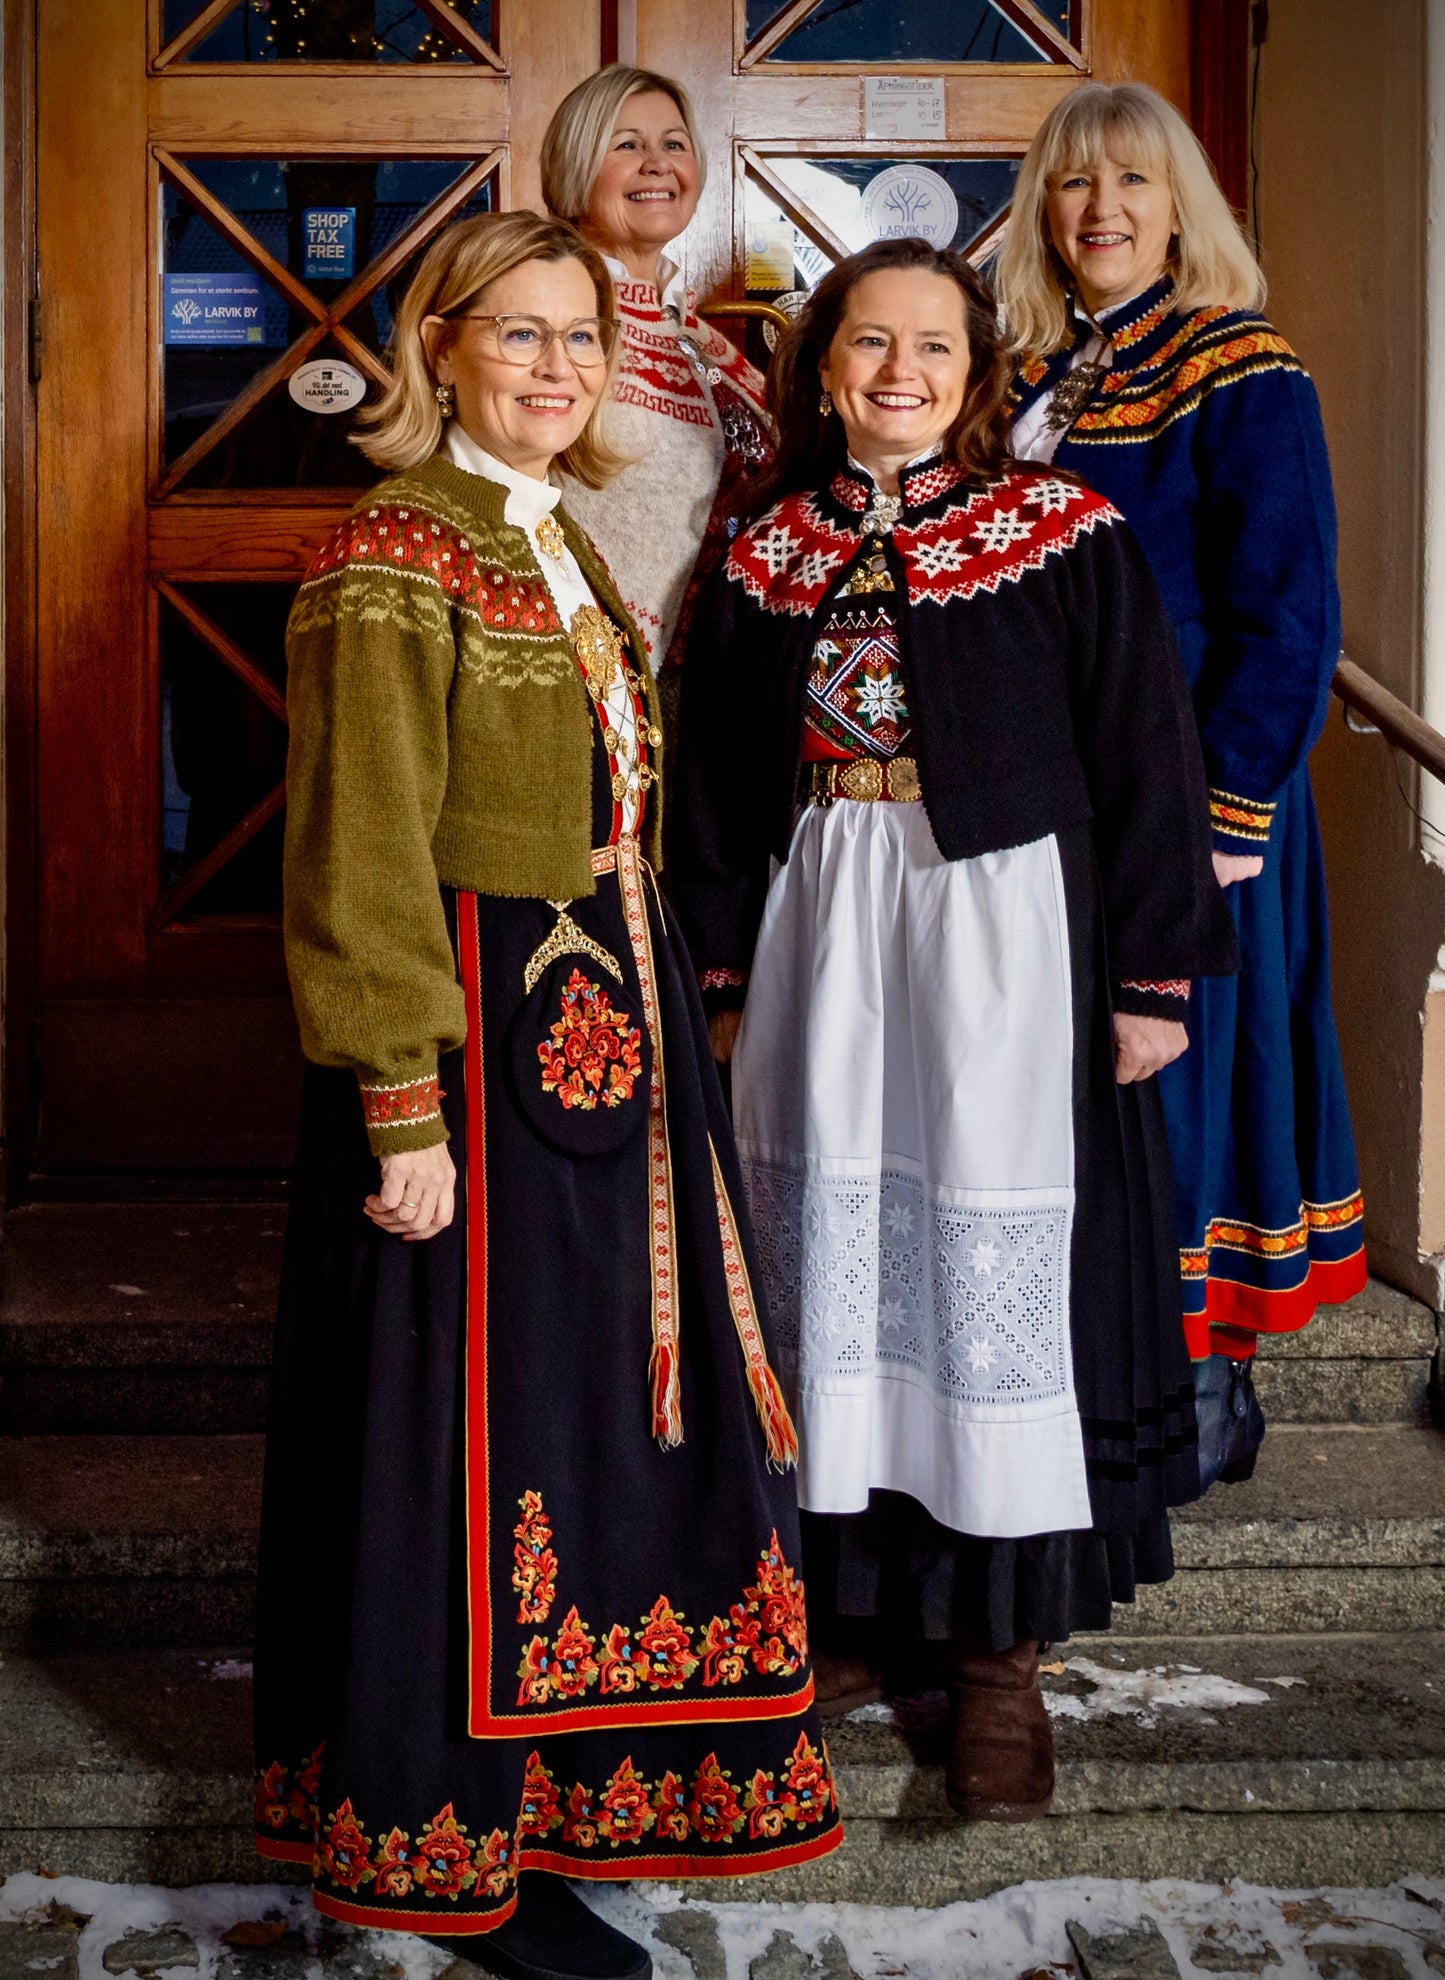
top-left (443, 423), bottom-right (646, 837)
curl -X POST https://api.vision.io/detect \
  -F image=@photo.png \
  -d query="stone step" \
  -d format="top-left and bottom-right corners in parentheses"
top-left (2, 1632), bottom-right (1441, 1893)
top-left (1249, 1279), bottom-right (1437, 1424)
top-left (0, 1436), bottom-right (262, 1647)
top-left (5, 1425), bottom-right (1445, 1650)
top-left (0, 1205), bottom-right (283, 1433)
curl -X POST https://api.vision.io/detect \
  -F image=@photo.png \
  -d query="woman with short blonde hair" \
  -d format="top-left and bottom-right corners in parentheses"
top-left (255, 208), bottom-right (841, 1980)
top-left (1000, 81), bottom-right (1366, 1489)
top-left (540, 64), bottom-right (772, 681)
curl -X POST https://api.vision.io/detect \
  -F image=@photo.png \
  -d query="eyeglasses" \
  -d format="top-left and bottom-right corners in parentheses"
top-left (453, 313), bottom-right (620, 368)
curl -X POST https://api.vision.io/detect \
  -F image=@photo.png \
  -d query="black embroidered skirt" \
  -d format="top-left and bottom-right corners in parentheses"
top-left (253, 845), bottom-right (842, 1937)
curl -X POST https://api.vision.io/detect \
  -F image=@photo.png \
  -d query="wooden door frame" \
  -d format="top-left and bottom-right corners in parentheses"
top-left (5, 0), bottom-right (39, 1198)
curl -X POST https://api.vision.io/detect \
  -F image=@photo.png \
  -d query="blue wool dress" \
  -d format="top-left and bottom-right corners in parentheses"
top-left (1011, 277), bottom-right (1366, 1358)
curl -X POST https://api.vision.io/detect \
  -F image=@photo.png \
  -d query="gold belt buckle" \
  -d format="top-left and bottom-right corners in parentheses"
top-left (838, 758), bottom-right (885, 803)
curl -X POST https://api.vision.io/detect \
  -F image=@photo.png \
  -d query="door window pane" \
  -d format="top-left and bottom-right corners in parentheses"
top-left (163, 0), bottom-right (494, 64)
top-left (160, 585), bottom-right (293, 919)
top-left (161, 158), bottom-right (496, 488)
top-left (746, 0), bottom-right (1077, 63)
top-left (749, 156), bottom-right (1019, 290)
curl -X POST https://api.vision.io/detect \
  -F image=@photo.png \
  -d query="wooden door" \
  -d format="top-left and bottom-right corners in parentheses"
top-left (32, 0), bottom-right (600, 1170)
top-left (631, 0), bottom-right (1188, 358)
top-left (26, 0), bottom-right (1188, 1175)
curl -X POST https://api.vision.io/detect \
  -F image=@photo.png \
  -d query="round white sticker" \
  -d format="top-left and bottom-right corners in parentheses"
top-left (288, 358), bottom-right (367, 414)
top-left (861, 165), bottom-right (960, 250)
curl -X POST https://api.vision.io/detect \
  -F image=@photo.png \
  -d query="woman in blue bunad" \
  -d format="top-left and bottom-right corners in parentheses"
top-left (671, 238), bottom-right (1237, 1822)
top-left (1000, 82), bottom-right (1367, 1490)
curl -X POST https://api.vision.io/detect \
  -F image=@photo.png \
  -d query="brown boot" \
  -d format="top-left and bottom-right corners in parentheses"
top-left (943, 1634), bottom-right (1054, 1822)
top-left (811, 1645), bottom-right (884, 1719)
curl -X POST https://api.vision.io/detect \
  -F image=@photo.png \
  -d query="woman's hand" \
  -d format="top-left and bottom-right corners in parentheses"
top-left (1114, 1014), bottom-right (1188, 1084)
top-left (366, 1144), bottom-right (456, 1241)
top-left (710, 1009), bottom-right (743, 1065)
top-left (1213, 850), bottom-right (1264, 887)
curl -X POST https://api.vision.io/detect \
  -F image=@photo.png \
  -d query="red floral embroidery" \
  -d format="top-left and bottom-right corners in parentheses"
top-left (687, 1755), bottom-right (746, 1843)
top-left (289, 1735), bottom-right (839, 1896)
top-left (518, 1752), bottom-right (564, 1838)
top-left (598, 1758), bottom-right (656, 1846)
top-left (537, 969), bottom-right (644, 1111)
top-left (372, 1827), bottom-right (413, 1898)
top-left (563, 1781), bottom-right (599, 1848)
top-left (635, 1596), bottom-right (699, 1689)
top-left (475, 1826), bottom-right (517, 1899)
top-left (512, 1490), bottom-right (557, 1625)
top-left (514, 1528), bottom-right (808, 1707)
top-left (652, 1771), bottom-right (690, 1842)
top-left (317, 1799), bottom-right (374, 1892)
top-left (782, 1730), bottom-right (832, 1824)
top-left (411, 1803), bottom-right (480, 1900)
top-left (253, 1744), bottom-right (323, 1836)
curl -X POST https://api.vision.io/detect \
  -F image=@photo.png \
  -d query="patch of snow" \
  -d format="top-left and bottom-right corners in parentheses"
top-left (108, 1286), bottom-right (148, 1299)
top-left (1257, 1674), bottom-right (1308, 1688)
top-left (198, 1660), bottom-right (252, 1681)
top-left (1043, 1658), bottom-right (1274, 1728)
top-left (5, 1874), bottom-right (1445, 1980)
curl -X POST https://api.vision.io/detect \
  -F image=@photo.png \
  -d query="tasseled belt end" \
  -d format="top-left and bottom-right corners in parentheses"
top-left (649, 1335), bottom-right (684, 1449)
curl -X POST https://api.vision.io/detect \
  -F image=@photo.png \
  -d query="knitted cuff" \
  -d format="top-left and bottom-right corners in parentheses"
top-left (1208, 787), bottom-right (1276, 855)
top-left (1114, 978), bottom-right (1191, 1021)
top-left (359, 1070), bottom-right (449, 1158)
top-left (699, 966), bottom-right (748, 1017)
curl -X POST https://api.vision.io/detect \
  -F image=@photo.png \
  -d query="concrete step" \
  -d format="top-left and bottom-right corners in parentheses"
top-left (1250, 1279), bottom-right (1437, 1425)
top-left (0, 1205), bottom-right (283, 1433)
top-left (0, 1436), bottom-right (262, 1647)
top-left (2, 1632), bottom-right (1441, 1894)
top-left (6, 1426), bottom-right (1445, 1649)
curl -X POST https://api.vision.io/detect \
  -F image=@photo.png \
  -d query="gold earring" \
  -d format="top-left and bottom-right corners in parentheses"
top-left (435, 380), bottom-right (455, 418)
top-left (819, 389), bottom-right (833, 417)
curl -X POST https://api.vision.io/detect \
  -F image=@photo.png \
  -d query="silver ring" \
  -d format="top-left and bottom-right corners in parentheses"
top-left (400, 1197), bottom-right (419, 1208)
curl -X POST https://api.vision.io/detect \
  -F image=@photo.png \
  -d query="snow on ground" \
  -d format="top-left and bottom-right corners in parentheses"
top-left (4, 1873), bottom-right (1445, 1980)
top-left (848, 1658), bottom-right (1290, 1732)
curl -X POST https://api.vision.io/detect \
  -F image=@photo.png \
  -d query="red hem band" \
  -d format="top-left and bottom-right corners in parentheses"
top-left (308, 1823), bottom-right (843, 1936)
top-left (1182, 1247), bottom-right (1368, 1359)
top-left (255, 1835), bottom-right (315, 1865)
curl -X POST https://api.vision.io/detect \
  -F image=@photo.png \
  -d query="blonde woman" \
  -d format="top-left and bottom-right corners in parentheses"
top-left (541, 64), bottom-right (772, 681)
top-left (999, 82), bottom-right (1365, 1490)
top-left (253, 212), bottom-right (839, 1980)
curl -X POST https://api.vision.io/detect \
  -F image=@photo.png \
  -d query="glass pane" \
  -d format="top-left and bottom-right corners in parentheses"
top-left (163, 185), bottom-right (295, 468)
top-left (749, 156), bottom-right (1019, 290)
top-left (180, 158), bottom-right (495, 349)
top-left (162, 161), bottom-right (496, 487)
top-left (748, 0), bottom-right (1057, 63)
top-left (160, 586), bottom-right (292, 917)
top-left (165, 0), bottom-right (493, 64)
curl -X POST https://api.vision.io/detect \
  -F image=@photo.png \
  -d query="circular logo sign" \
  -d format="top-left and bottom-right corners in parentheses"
top-left (861, 165), bottom-right (959, 250)
top-left (762, 288), bottom-right (811, 353)
top-left (288, 358), bottom-right (367, 414)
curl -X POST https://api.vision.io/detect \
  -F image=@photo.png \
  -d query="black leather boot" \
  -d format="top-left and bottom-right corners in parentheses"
top-left (425, 1872), bottom-right (651, 1980)
top-left (1193, 1353), bottom-right (1266, 1490)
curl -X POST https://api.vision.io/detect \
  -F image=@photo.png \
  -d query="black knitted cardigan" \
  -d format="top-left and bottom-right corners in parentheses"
top-left (669, 453), bottom-right (1238, 1019)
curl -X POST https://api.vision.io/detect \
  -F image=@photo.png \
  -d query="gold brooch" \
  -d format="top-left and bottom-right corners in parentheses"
top-left (535, 512), bottom-right (566, 562)
top-left (571, 603), bottom-right (625, 700)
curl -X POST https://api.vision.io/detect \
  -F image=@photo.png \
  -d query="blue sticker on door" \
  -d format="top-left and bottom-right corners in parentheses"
top-left (303, 208), bottom-right (356, 281)
top-left (164, 272), bottom-right (270, 346)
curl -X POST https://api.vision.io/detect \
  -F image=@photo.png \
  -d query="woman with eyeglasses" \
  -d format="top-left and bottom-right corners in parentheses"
top-left (253, 212), bottom-right (840, 1980)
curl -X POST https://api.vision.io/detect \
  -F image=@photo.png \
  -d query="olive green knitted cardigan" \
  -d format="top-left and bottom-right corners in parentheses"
top-left (282, 454), bottom-right (662, 1156)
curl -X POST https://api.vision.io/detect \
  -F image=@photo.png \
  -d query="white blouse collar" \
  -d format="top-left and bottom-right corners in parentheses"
top-left (443, 422), bottom-right (562, 530)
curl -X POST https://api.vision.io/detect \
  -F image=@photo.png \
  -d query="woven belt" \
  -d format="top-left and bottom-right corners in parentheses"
top-left (804, 756), bottom-right (921, 806)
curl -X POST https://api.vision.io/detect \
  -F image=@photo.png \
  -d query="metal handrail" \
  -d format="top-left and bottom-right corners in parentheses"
top-left (1333, 657), bottom-right (1445, 784)
top-left (696, 300), bottom-right (795, 336)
